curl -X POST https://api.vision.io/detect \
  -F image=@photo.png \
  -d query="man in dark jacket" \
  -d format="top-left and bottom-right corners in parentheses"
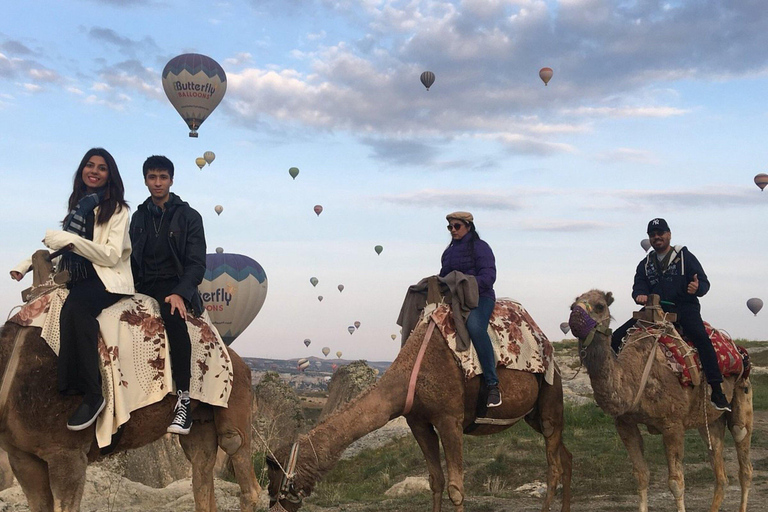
top-left (130, 155), bottom-right (206, 434)
top-left (612, 218), bottom-right (730, 411)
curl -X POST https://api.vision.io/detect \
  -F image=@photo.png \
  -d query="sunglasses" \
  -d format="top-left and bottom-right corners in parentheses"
top-left (447, 223), bottom-right (465, 231)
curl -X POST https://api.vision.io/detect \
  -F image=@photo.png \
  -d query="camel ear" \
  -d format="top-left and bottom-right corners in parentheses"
top-left (605, 291), bottom-right (614, 306)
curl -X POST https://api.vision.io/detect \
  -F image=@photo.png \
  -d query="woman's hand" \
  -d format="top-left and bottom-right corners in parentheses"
top-left (43, 230), bottom-right (69, 251)
top-left (10, 271), bottom-right (22, 281)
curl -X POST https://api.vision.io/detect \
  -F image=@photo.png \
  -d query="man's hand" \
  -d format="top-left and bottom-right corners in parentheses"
top-left (635, 295), bottom-right (648, 305)
top-left (10, 271), bottom-right (22, 281)
top-left (687, 274), bottom-right (699, 295)
top-left (165, 294), bottom-right (187, 320)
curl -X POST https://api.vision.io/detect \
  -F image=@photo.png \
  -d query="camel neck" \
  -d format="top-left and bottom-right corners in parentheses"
top-left (583, 329), bottom-right (634, 416)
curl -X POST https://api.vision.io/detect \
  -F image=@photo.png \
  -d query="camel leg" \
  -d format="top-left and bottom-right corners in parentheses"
top-left (525, 376), bottom-right (572, 512)
top-left (407, 418), bottom-right (445, 512)
top-left (615, 418), bottom-right (649, 512)
top-left (180, 418), bottom-right (219, 512)
top-left (661, 427), bottom-right (686, 512)
top-left (214, 410), bottom-right (261, 511)
top-left (6, 446), bottom-right (54, 512)
top-left (698, 418), bottom-right (727, 512)
top-left (47, 451), bottom-right (88, 512)
top-left (727, 382), bottom-right (753, 512)
top-left (433, 416), bottom-right (465, 512)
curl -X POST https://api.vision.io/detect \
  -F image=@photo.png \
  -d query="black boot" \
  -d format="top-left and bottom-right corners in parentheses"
top-left (710, 383), bottom-right (731, 412)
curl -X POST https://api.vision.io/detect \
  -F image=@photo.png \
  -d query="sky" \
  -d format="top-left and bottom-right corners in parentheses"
top-left (1, 0), bottom-right (767, 363)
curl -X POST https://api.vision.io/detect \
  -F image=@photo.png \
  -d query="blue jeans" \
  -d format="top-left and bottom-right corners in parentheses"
top-left (467, 296), bottom-right (498, 386)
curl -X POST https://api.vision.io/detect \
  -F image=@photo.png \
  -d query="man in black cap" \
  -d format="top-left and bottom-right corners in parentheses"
top-left (611, 218), bottom-right (730, 411)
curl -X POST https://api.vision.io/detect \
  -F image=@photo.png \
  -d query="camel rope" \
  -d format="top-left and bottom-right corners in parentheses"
top-left (702, 385), bottom-right (713, 450)
top-left (403, 319), bottom-right (436, 415)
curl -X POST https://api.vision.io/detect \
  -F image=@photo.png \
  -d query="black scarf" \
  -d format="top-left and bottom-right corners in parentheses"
top-left (60, 188), bottom-right (106, 282)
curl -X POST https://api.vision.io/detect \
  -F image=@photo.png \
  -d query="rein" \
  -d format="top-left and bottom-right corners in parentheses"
top-left (403, 319), bottom-right (436, 415)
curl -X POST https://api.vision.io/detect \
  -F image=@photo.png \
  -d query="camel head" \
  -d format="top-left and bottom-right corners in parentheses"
top-left (569, 289), bottom-right (614, 356)
top-left (266, 438), bottom-right (318, 512)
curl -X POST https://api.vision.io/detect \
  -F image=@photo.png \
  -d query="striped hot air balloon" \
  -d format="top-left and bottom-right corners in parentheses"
top-left (199, 253), bottom-right (268, 345)
top-left (420, 71), bottom-right (435, 91)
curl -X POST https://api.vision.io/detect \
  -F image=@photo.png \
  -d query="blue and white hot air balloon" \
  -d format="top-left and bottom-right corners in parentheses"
top-left (199, 253), bottom-right (268, 345)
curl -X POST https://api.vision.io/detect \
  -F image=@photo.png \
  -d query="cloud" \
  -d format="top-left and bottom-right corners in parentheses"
top-left (88, 27), bottom-right (159, 56)
top-left (379, 189), bottom-right (524, 210)
top-left (609, 187), bottom-right (764, 209)
top-left (562, 106), bottom-right (690, 118)
top-left (1, 40), bottom-right (34, 56)
top-left (361, 137), bottom-right (439, 166)
top-left (94, 59), bottom-right (163, 100)
top-left (518, 219), bottom-right (614, 232)
top-left (594, 148), bottom-right (659, 165)
top-left (492, 133), bottom-right (577, 156)
top-left (224, 53), bottom-right (253, 67)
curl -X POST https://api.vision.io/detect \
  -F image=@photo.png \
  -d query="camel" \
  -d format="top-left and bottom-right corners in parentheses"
top-left (569, 289), bottom-right (752, 512)
top-left (266, 311), bottom-right (572, 512)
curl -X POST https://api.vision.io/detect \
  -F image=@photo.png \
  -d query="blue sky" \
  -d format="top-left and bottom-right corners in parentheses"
top-left (1, 0), bottom-right (767, 362)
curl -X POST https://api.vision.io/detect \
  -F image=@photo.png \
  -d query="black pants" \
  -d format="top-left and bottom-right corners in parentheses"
top-left (611, 305), bottom-right (723, 384)
top-left (138, 277), bottom-right (192, 391)
top-left (59, 276), bottom-right (122, 396)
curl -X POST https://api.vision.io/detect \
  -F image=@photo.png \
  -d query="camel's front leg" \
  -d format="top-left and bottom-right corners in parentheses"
top-left (434, 416), bottom-right (465, 512)
top-left (661, 426), bottom-right (686, 512)
top-left (727, 381), bottom-right (753, 512)
top-left (699, 417), bottom-right (726, 512)
top-left (615, 417), bottom-right (649, 512)
top-left (6, 446), bottom-right (54, 512)
top-left (46, 451), bottom-right (88, 512)
top-left (407, 418), bottom-right (445, 512)
top-left (214, 409), bottom-right (261, 511)
top-left (180, 417), bottom-right (219, 512)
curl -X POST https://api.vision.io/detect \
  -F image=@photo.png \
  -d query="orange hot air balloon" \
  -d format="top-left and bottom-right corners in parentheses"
top-left (754, 173), bottom-right (768, 191)
top-left (539, 67), bottom-right (553, 86)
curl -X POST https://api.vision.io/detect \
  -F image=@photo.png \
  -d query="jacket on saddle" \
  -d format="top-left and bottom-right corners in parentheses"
top-left (130, 194), bottom-right (206, 316)
top-left (397, 271), bottom-right (479, 351)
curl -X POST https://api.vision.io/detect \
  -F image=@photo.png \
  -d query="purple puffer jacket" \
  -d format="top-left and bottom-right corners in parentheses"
top-left (439, 233), bottom-right (496, 300)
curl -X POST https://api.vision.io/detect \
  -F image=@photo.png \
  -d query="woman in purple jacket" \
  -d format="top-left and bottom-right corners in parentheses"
top-left (439, 211), bottom-right (500, 407)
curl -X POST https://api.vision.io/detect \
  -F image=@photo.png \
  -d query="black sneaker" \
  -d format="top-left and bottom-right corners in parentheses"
top-left (710, 390), bottom-right (732, 412)
top-left (487, 385), bottom-right (502, 408)
top-left (67, 395), bottom-right (105, 431)
top-left (167, 390), bottom-right (192, 435)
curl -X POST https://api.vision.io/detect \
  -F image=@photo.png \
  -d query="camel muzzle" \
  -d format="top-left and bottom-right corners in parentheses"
top-left (569, 305), bottom-right (597, 340)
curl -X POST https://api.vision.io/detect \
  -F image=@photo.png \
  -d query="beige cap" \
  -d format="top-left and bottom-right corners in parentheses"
top-left (446, 211), bottom-right (473, 224)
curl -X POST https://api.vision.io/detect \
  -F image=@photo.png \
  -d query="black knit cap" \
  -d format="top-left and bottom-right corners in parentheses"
top-left (647, 218), bottom-right (670, 234)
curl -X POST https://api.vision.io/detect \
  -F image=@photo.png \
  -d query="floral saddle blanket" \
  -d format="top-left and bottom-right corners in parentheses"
top-left (423, 299), bottom-right (555, 385)
top-left (9, 288), bottom-right (233, 448)
top-left (626, 321), bottom-right (749, 387)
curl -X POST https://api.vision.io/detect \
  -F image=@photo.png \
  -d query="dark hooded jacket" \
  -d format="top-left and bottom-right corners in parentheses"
top-left (439, 233), bottom-right (496, 300)
top-left (632, 245), bottom-right (709, 312)
top-left (130, 193), bottom-right (206, 316)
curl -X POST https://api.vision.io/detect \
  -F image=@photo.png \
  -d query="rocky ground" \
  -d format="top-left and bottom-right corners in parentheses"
top-left (1, 344), bottom-right (766, 511)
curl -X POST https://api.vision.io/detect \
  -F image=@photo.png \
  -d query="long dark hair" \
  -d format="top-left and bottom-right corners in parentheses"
top-left (64, 148), bottom-right (127, 225)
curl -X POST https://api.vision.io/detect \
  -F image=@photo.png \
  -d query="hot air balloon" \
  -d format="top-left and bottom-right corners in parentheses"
top-left (420, 71), bottom-right (435, 91)
top-left (641, 239), bottom-right (652, 252)
top-left (331, 363), bottom-right (337, 371)
top-left (204, 151), bottom-right (215, 165)
top-left (297, 358), bottom-right (309, 371)
top-left (215, 247), bottom-right (223, 254)
top-left (560, 322), bottom-right (570, 335)
top-left (314, 205), bottom-right (323, 216)
top-left (315, 361), bottom-right (322, 369)
top-left (374, 245), bottom-right (383, 255)
top-left (195, 157), bottom-right (206, 170)
top-left (354, 321), bottom-right (361, 329)
top-left (755, 173), bottom-right (768, 191)
top-left (539, 67), bottom-right (553, 86)
top-left (214, 205), bottom-right (223, 216)
top-left (310, 277), bottom-right (318, 287)
top-left (338, 284), bottom-right (344, 293)
top-left (348, 326), bottom-right (355, 335)
top-left (336, 351), bottom-right (342, 359)
top-left (391, 334), bottom-right (397, 341)
top-left (747, 298), bottom-right (763, 316)
top-left (289, 167), bottom-right (299, 180)
top-left (162, 53), bottom-right (227, 138)
top-left (304, 338), bottom-right (311, 348)
top-left (199, 252), bottom-right (268, 345)
top-left (317, 295), bottom-right (323, 302)
top-left (322, 347), bottom-right (330, 357)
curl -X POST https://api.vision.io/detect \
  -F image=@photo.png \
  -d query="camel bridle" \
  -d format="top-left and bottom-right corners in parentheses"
top-left (268, 442), bottom-right (305, 510)
top-left (570, 301), bottom-right (611, 350)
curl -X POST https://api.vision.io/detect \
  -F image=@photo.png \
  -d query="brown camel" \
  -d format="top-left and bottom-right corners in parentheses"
top-left (0, 321), bottom-right (261, 512)
top-left (569, 289), bottom-right (752, 512)
top-left (266, 316), bottom-right (572, 512)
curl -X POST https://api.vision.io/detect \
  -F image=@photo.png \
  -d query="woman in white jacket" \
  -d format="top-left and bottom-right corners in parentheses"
top-left (10, 148), bottom-right (134, 431)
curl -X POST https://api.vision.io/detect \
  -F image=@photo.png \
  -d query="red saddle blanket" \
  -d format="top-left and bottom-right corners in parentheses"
top-left (656, 322), bottom-right (747, 386)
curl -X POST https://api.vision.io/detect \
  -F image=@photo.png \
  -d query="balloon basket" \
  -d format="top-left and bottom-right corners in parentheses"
top-left (189, 131), bottom-right (198, 138)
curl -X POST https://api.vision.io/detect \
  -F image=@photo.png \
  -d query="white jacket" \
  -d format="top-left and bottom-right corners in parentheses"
top-left (13, 205), bottom-right (135, 295)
